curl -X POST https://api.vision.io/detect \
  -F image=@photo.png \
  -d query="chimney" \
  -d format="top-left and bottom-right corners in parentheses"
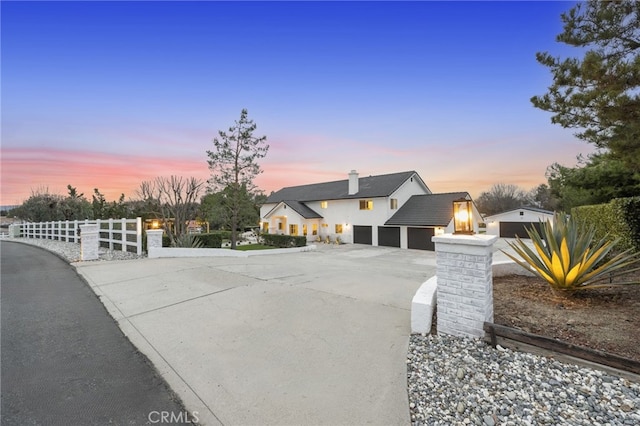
top-left (348, 170), bottom-right (359, 195)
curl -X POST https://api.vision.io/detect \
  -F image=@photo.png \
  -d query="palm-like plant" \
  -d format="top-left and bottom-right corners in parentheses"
top-left (504, 213), bottom-right (640, 292)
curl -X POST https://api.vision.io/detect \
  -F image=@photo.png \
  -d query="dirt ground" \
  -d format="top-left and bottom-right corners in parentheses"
top-left (493, 269), bottom-right (640, 363)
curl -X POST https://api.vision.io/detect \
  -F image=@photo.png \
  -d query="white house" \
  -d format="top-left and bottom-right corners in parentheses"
top-left (260, 170), bottom-right (482, 250)
top-left (484, 207), bottom-right (555, 238)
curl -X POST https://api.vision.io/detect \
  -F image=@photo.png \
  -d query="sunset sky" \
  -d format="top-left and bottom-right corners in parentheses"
top-left (1, 1), bottom-right (593, 206)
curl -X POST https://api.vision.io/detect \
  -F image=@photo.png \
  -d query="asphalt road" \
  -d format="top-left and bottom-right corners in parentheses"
top-left (1, 242), bottom-right (192, 425)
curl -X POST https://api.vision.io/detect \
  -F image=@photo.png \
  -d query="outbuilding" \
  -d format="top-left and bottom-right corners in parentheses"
top-left (484, 207), bottom-right (554, 238)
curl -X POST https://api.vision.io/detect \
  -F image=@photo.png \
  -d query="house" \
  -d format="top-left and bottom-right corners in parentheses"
top-left (484, 206), bottom-right (554, 238)
top-left (260, 170), bottom-right (481, 250)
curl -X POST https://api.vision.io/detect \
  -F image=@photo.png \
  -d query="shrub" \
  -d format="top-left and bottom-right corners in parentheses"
top-left (261, 234), bottom-right (306, 248)
top-left (197, 233), bottom-right (223, 248)
top-left (172, 233), bottom-right (204, 248)
top-left (504, 213), bottom-right (640, 293)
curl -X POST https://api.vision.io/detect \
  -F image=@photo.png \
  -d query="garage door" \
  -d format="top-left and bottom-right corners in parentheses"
top-left (378, 226), bottom-right (400, 248)
top-left (408, 227), bottom-right (435, 251)
top-left (499, 222), bottom-right (543, 239)
top-left (353, 225), bottom-right (372, 245)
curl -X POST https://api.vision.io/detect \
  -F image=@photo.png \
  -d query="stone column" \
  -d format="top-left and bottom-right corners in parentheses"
top-left (8, 224), bottom-right (21, 238)
top-left (80, 224), bottom-right (99, 261)
top-left (432, 234), bottom-right (498, 338)
top-left (146, 229), bottom-right (164, 249)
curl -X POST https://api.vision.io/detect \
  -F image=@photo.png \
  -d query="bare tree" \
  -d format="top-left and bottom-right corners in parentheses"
top-left (475, 183), bottom-right (532, 216)
top-left (137, 176), bottom-right (204, 246)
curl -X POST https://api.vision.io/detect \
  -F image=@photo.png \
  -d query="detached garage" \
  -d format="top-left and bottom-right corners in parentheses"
top-left (485, 207), bottom-right (554, 239)
top-left (384, 192), bottom-right (481, 250)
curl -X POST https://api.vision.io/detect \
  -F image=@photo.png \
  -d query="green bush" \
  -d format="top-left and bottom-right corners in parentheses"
top-left (572, 196), bottom-right (640, 253)
top-left (197, 233), bottom-right (223, 248)
top-left (261, 234), bottom-right (307, 248)
top-left (162, 235), bottom-right (171, 247)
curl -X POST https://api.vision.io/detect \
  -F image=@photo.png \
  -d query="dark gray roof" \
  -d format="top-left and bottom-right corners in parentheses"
top-left (283, 201), bottom-right (323, 219)
top-left (263, 201), bottom-right (323, 219)
top-left (385, 192), bottom-right (470, 226)
top-left (266, 171), bottom-right (422, 203)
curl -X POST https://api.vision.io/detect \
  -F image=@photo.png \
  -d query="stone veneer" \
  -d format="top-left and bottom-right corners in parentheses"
top-left (432, 234), bottom-right (498, 338)
top-left (79, 224), bottom-right (99, 261)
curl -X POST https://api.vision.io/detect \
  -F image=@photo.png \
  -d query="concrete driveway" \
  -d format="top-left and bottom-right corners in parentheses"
top-left (76, 244), bottom-right (437, 426)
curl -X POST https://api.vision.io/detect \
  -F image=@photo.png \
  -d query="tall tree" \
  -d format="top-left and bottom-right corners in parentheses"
top-left (531, 1), bottom-right (640, 174)
top-left (206, 109), bottom-right (269, 248)
top-left (546, 153), bottom-right (640, 211)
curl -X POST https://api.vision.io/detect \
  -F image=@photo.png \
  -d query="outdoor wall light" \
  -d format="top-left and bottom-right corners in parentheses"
top-left (453, 198), bottom-right (474, 235)
top-left (151, 220), bottom-right (160, 229)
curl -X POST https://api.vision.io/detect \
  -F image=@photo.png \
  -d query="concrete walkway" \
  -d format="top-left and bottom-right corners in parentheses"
top-left (76, 244), bottom-right (437, 426)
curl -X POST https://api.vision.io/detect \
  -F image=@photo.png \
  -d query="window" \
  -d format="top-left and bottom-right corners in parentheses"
top-left (303, 224), bottom-right (308, 236)
top-left (359, 200), bottom-right (373, 210)
top-left (278, 222), bottom-right (284, 231)
top-left (289, 224), bottom-right (298, 235)
top-left (262, 222), bottom-right (269, 232)
top-left (335, 224), bottom-right (343, 234)
top-left (390, 198), bottom-right (398, 209)
top-left (312, 224), bottom-right (318, 235)
top-left (519, 211), bottom-right (524, 216)
top-left (320, 201), bottom-right (328, 209)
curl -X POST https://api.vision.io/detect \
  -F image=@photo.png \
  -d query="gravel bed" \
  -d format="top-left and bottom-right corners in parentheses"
top-left (408, 334), bottom-right (640, 426)
top-left (6, 238), bottom-right (144, 262)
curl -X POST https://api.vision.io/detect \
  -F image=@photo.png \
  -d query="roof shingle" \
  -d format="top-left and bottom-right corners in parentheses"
top-left (385, 192), bottom-right (470, 226)
top-left (266, 171), bottom-right (421, 203)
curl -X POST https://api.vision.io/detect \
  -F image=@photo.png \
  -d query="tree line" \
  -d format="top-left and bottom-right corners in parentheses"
top-left (10, 109), bottom-right (270, 249)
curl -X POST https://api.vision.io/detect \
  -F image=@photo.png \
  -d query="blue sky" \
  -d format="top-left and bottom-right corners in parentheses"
top-left (1, 0), bottom-right (591, 205)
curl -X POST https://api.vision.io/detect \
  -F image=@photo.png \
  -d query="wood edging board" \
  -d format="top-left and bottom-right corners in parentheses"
top-left (484, 322), bottom-right (640, 376)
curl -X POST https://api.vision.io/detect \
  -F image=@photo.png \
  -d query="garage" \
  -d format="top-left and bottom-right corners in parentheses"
top-left (353, 225), bottom-right (372, 245)
top-left (499, 221), bottom-right (544, 239)
top-left (378, 226), bottom-right (400, 248)
top-left (408, 227), bottom-right (435, 251)
top-left (485, 207), bottom-right (554, 239)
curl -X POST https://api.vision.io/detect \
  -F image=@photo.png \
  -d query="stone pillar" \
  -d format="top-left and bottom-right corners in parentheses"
top-left (8, 224), bottom-right (21, 238)
top-left (146, 229), bottom-right (164, 249)
top-left (80, 224), bottom-right (99, 261)
top-left (432, 234), bottom-right (498, 338)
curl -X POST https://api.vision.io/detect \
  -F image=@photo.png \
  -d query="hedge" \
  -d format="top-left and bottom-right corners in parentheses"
top-left (197, 233), bottom-right (223, 248)
top-left (571, 196), bottom-right (640, 253)
top-left (261, 234), bottom-right (307, 248)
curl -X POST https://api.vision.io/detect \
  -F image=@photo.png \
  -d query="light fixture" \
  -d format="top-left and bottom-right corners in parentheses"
top-left (453, 198), bottom-right (474, 235)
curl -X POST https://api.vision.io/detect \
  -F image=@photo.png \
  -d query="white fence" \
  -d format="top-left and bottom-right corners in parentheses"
top-left (13, 218), bottom-right (143, 255)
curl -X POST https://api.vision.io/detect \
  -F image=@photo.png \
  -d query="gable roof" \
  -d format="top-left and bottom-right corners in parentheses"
top-left (484, 206), bottom-right (555, 219)
top-left (385, 192), bottom-right (471, 227)
top-left (263, 201), bottom-right (323, 219)
top-left (266, 171), bottom-right (425, 203)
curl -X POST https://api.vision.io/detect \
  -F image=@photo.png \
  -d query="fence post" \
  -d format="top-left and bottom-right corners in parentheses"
top-left (79, 224), bottom-right (99, 261)
top-left (136, 217), bottom-right (142, 255)
top-left (120, 218), bottom-right (126, 252)
top-left (432, 234), bottom-right (498, 338)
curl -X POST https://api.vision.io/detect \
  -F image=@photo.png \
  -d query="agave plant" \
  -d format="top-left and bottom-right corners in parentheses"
top-left (504, 213), bottom-right (640, 292)
top-left (171, 233), bottom-right (204, 248)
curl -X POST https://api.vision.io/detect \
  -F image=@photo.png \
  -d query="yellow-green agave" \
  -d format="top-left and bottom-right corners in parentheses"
top-left (503, 213), bottom-right (640, 292)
